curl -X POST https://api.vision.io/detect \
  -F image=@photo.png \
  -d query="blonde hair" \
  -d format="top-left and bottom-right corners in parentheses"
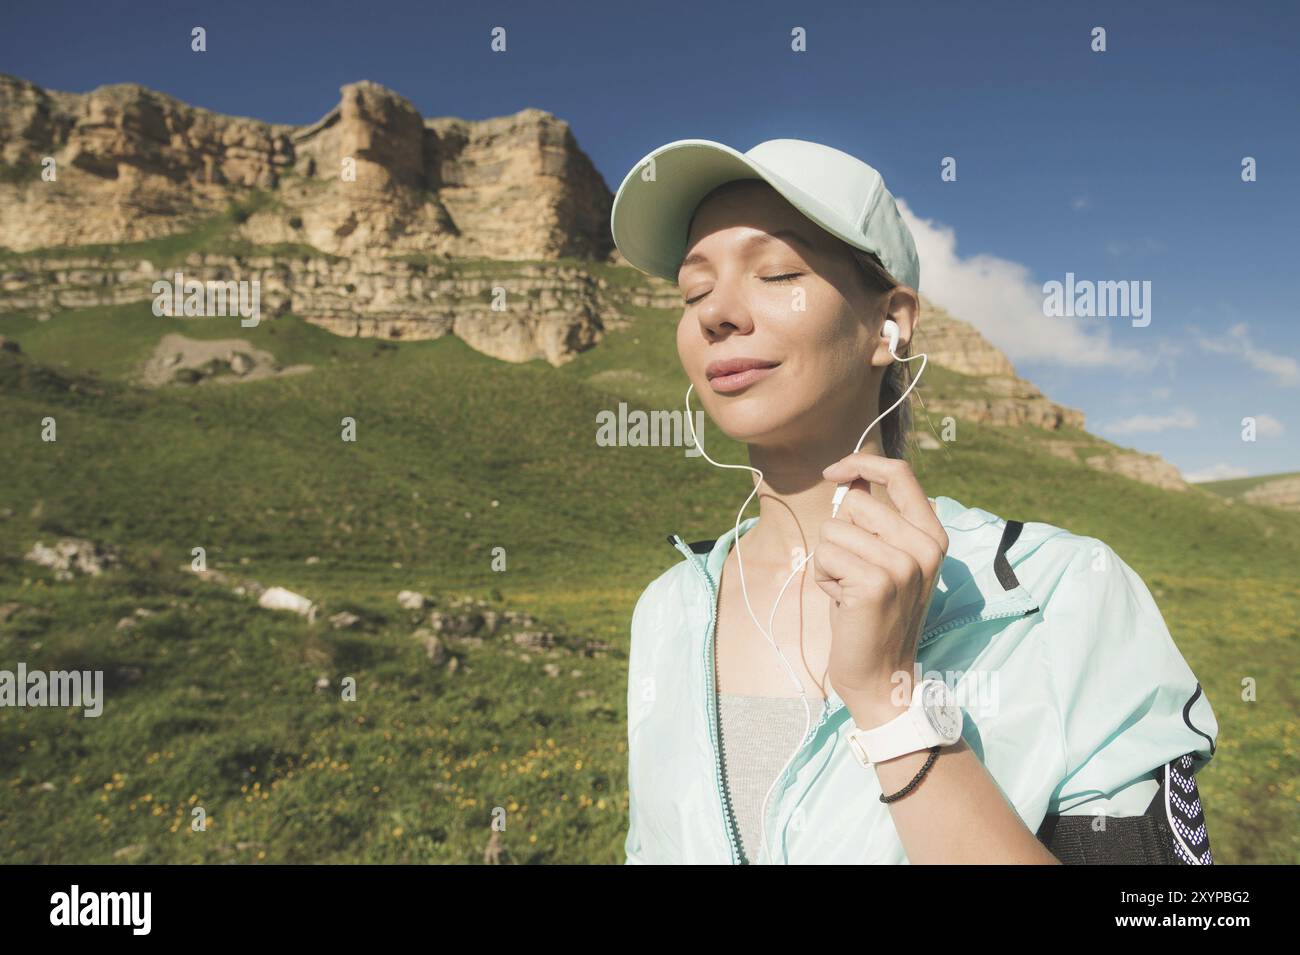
top-left (846, 246), bottom-right (914, 462)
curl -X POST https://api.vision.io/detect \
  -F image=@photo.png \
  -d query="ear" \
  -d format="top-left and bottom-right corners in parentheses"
top-left (868, 285), bottom-right (920, 369)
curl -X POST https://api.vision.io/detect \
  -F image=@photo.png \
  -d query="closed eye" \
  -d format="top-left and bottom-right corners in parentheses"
top-left (683, 272), bottom-right (805, 306)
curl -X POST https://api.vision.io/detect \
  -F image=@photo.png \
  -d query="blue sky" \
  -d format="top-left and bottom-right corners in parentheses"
top-left (3, 0), bottom-right (1296, 480)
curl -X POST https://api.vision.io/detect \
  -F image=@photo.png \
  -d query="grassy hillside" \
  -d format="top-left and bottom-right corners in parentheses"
top-left (1197, 470), bottom-right (1300, 498)
top-left (2, 277), bottom-right (1297, 863)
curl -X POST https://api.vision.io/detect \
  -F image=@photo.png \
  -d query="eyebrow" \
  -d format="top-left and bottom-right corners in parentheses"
top-left (678, 228), bottom-right (818, 277)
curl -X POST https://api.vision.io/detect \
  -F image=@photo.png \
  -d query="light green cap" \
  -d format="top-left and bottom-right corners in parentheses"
top-left (609, 138), bottom-right (919, 292)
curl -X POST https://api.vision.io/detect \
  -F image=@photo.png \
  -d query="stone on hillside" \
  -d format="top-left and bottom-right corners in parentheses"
top-left (397, 590), bottom-right (429, 610)
top-left (412, 628), bottom-right (446, 664)
top-left (258, 586), bottom-right (318, 621)
top-left (228, 350), bottom-right (255, 375)
top-left (513, 630), bottom-right (556, 651)
top-left (24, 538), bottom-right (118, 580)
top-left (428, 610), bottom-right (488, 636)
top-left (140, 334), bottom-right (306, 388)
top-left (329, 611), bottom-right (362, 630)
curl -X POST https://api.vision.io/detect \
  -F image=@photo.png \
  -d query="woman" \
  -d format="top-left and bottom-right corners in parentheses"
top-left (609, 138), bottom-right (1218, 865)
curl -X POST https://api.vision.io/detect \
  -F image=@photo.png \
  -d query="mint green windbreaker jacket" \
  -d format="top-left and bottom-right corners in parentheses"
top-left (624, 495), bottom-right (1219, 864)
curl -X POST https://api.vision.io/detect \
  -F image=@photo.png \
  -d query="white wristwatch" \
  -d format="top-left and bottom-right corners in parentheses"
top-left (845, 679), bottom-right (964, 766)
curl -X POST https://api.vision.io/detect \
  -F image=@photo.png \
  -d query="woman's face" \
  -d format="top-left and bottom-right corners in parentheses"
top-left (676, 179), bottom-right (889, 449)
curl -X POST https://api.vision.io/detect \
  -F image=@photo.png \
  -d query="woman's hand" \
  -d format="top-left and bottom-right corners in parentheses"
top-left (814, 454), bottom-right (949, 726)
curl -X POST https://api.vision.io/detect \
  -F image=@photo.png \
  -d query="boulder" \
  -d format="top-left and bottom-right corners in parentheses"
top-left (258, 586), bottom-right (318, 621)
top-left (397, 590), bottom-right (429, 610)
top-left (24, 538), bottom-right (118, 580)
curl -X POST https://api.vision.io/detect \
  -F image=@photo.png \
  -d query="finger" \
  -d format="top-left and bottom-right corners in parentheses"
top-left (813, 566), bottom-right (845, 604)
top-left (820, 517), bottom-right (924, 591)
top-left (813, 537), bottom-right (896, 607)
top-left (835, 489), bottom-right (946, 575)
top-left (821, 455), bottom-right (945, 548)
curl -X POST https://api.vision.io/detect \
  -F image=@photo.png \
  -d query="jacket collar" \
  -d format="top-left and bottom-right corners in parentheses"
top-left (670, 495), bottom-right (1042, 649)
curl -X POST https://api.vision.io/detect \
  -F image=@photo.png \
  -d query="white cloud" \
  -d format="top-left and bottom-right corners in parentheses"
top-left (1070, 196), bottom-right (1091, 212)
top-left (1182, 463), bottom-right (1250, 483)
top-left (1252, 413), bottom-right (1285, 437)
top-left (1192, 322), bottom-right (1299, 386)
top-left (1150, 385), bottom-right (1172, 399)
top-left (1099, 407), bottom-right (1198, 435)
top-left (898, 199), bottom-right (1151, 370)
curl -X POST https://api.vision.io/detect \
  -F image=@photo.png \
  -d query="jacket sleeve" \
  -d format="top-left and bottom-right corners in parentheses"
top-left (1042, 537), bottom-right (1218, 821)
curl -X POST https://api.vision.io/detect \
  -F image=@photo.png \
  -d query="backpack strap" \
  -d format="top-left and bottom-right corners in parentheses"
top-left (993, 519), bottom-right (1025, 592)
top-left (1035, 752), bottom-right (1212, 864)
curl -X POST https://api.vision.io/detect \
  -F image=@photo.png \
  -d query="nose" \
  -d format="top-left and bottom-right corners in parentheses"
top-left (694, 274), bottom-right (754, 340)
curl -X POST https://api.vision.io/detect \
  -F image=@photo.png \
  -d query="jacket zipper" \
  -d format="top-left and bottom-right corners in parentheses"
top-left (670, 534), bottom-right (743, 865)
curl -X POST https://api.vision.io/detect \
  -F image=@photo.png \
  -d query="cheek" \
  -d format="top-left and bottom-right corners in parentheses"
top-left (767, 293), bottom-right (851, 362)
top-left (778, 311), bottom-right (865, 401)
top-left (676, 314), bottom-right (699, 378)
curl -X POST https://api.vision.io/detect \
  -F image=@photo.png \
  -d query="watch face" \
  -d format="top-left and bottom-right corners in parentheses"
top-left (921, 681), bottom-right (962, 741)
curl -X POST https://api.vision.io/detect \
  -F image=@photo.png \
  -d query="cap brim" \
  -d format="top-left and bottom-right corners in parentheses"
top-left (610, 140), bottom-right (772, 283)
top-left (609, 138), bottom-right (873, 285)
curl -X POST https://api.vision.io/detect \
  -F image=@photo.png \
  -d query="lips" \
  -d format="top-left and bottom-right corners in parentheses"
top-left (705, 357), bottom-right (780, 380)
top-left (705, 357), bottom-right (781, 394)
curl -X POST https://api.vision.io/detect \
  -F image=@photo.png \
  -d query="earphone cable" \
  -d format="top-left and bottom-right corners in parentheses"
top-left (684, 332), bottom-right (927, 863)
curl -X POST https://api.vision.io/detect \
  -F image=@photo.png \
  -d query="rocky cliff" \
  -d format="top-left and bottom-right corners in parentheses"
top-left (0, 74), bottom-right (613, 260)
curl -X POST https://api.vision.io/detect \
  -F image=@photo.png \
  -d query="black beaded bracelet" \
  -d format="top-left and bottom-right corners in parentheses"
top-left (878, 745), bottom-right (942, 803)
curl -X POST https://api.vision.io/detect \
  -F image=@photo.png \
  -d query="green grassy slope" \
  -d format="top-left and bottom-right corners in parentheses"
top-left (1, 277), bottom-right (1296, 863)
top-left (1198, 470), bottom-right (1300, 499)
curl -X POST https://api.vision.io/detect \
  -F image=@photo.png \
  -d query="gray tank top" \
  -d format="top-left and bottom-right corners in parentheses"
top-left (716, 693), bottom-right (813, 864)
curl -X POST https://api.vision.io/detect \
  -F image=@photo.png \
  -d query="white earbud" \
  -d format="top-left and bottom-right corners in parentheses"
top-left (882, 318), bottom-right (900, 357)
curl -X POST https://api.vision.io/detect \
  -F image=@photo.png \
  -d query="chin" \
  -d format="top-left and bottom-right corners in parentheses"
top-left (701, 394), bottom-right (793, 446)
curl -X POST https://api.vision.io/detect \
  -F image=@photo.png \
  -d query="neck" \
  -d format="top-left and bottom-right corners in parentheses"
top-left (736, 429), bottom-right (904, 575)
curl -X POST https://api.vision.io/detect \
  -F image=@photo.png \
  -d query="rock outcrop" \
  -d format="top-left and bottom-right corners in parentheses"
top-left (141, 333), bottom-right (311, 386)
top-left (1241, 475), bottom-right (1300, 512)
top-left (911, 299), bottom-right (1086, 431)
top-left (1, 252), bottom-right (614, 366)
top-left (0, 75), bottom-right (294, 250)
top-left (1083, 450), bottom-right (1189, 492)
top-left (0, 74), bottom-right (614, 261)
